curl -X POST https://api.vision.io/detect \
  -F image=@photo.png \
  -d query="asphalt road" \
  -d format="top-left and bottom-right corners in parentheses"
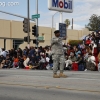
top-left (0, 69), bottom-right (100, 100)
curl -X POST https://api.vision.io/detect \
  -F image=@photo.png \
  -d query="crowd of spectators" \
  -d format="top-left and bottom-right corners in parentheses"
top-left (0, 46), bottom-right (53, 70)
top-left (0, 31), bottom-right (100, 71)
top-left (64, 31), bottom-right (100, 71)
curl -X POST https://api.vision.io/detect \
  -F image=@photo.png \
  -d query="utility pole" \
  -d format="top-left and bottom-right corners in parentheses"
top-left (72, 18), bottom-right (73, 29)
top-left (27, 0), bottom-right (30, 48)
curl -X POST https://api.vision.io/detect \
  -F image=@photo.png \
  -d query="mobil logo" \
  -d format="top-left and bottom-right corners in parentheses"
top-left (48, 0), bottom-right (73, 13)
top-left (52, 0), bottom-right (72, 10)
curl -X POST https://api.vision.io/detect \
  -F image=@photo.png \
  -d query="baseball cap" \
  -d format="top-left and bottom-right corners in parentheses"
top-left (54, 30), bottom-right (60, 34)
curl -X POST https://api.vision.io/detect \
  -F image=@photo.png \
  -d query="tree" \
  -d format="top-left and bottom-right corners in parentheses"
top-left (85, 14), bottom-right (100, 31)
top-left (64, 19), bottom-right (70, 28)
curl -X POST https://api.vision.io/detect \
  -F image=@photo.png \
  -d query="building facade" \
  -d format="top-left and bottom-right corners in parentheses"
top-left (0, 19), bottom-right (90, 50)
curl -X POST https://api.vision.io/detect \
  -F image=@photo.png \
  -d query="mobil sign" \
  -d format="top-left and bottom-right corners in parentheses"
top-left (48, 0), bottom-right (73, 13)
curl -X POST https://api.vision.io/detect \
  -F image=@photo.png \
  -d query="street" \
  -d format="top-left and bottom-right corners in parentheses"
top-left (0, 69), bottom-right (100, 100)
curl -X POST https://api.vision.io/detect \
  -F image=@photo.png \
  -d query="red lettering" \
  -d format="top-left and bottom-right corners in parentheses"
top-left (59, 1), bottom-right (63, 8)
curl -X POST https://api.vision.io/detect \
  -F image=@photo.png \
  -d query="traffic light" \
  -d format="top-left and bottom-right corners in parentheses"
top-left (32, 25), bottom-right (37, 36)
top-left (23, 18), bottom-right (30, 33)
top-left (33, 39), bottom-right (36, 44)
top-left (33, 39), bottom-right (39, 45)
top-left (24, 36), bottom-right (28, 42)
top-left (24, 36), bottom-right (30, 42)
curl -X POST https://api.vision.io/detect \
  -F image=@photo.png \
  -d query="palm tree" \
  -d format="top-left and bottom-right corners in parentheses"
top-left (64, 19), bottom-right (70, 28)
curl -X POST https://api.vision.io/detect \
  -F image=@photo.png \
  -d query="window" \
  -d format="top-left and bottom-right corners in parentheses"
top-left (13, 40), bottom-right (24, 49)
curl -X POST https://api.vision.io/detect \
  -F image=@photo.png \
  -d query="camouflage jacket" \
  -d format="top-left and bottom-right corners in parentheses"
top-left (51, 36), bottom-right (64, 55)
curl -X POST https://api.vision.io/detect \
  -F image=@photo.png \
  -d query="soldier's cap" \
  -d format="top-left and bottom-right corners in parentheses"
top-left (54, 30), bottom-right (60, 34)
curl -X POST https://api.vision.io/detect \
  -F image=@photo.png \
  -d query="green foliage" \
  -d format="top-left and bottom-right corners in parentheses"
top-left (64, 19), bottom-right (70, 28)
top-left (85, 14), bottom-right (100, 31)
top-left (69, 40), bottom-right (83, 46)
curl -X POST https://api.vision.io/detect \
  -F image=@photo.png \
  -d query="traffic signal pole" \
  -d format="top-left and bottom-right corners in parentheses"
top-left (36, 0), bottom-right (38, 48)
top-left (27, 0), bottom-right (30, 48)
top-left (0, 10), bottom-right (34, 21)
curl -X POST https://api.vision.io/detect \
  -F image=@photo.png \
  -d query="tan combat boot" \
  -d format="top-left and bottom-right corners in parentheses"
top-left (59, 73), bottom-right (67, 78)
top-left (53, 73), bottom-right (60, 78)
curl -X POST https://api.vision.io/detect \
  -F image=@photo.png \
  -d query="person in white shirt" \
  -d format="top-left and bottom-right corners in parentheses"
top-left (0, 48), bottom-right (2, 55)
top-left (23, 55), bottom-right (30, 68)
top-left (85, 53), bottom-right (96, 71)
top-left (1, 48), bottom-right (7, 58)
top-left (46, 53), bottom-right (50, 70)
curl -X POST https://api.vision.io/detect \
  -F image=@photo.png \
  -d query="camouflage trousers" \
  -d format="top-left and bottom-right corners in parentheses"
top-left (52, 54), bottom-right (65, 74)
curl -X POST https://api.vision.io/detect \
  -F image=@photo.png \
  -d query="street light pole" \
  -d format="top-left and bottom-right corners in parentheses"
top-left (52, 11), bottom-right (59, 38)
top-left (60, 12), bottom-right (63, 23)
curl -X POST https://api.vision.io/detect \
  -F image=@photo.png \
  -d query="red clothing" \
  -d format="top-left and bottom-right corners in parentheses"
top-left (95, 56), bottom-right (99, 71)
top-left (67, 50), bottom-right (74, 56)
top-left (86, 40), bottom-right (91, 45)
top-left (14, 58), bottom-right (19, 62)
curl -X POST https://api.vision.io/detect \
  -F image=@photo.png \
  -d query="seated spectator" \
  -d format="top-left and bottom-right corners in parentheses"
top-left (97, 52), bottom-right (100, 71)
top-left (84, 47), bottom-right (91, 61)
top-left (23, 55), bottom-right (30, 68)
top-left (49, 55), bottom-right (53, 69)
top-left (39, 55), bottom-right (46, 70)
top-left (1, 55), bottom-right (10, 69)
top-left (76, 53), bottom-right (83, 65)
top-left (0, 55), bottom-right (5, 68)
top-left (1, 48), bottom-right (7, 58)
top-left (45, 53), bottom-right (50, 70)
top-left (46, 48), bottom-right (51, 56)
top-left (85, 53), bottom-right (96, 71)
top-left (13, 55), bottom-right (19, 68)
top-left (17, 48), bottom-right (22, 57)
top-left (35, 53), bottom-right (41, 63)
top-left (76, 53), bottom-right (85, 71)
top-left (65, 52), bottom-right (76, 69)
top-left (46, 53), bottom-right (50, 63)
top-left (32, 54), bottom-right (37, 64)
top-left (98, 52), bottom-right (100, 63)
top-left (73, 45), bottom-right (77, 51)
top-left (17, 56), bottom-right (24, 69)
top-left (98, 43), bottom-right (100, 53)
top-left (69, 52), bottom-right (77, 62)
top-left (67, 47), bottom-right (74, 56)
top-left (85, 38), bottom-right (91, 46)
top-left (91, 43), bottom-right (98, 56)
top-left (28, 47), bottom-right (36, 58)
top-left (28, 54), bottom-right (38, 69)
top-left (75, 47), bottom-right (81, 58)
top-left (95, 33), bottom-right (100, 50)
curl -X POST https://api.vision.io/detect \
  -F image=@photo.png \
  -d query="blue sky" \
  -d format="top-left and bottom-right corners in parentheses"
top-left (0, 0), bottom-right (100, 30)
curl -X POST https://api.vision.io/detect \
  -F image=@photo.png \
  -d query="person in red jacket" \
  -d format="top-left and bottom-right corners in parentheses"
top-left (86, 38), bottom-right (91, 46)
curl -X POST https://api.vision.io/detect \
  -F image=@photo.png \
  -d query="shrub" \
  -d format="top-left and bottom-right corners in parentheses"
top-left (69, 40), bottom-right (83, 46)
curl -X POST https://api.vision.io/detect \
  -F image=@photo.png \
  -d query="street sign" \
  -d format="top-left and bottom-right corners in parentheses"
top-left (38, 36), bottom-right (44, 41)
top-left (32, 14), bottom-right (40, 19)
top-left (59, 23), bottom-right (66, 38)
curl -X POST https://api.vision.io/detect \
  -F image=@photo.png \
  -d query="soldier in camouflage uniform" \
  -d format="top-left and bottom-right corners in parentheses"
top-left (51, 30), bottom-right (67, 78)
